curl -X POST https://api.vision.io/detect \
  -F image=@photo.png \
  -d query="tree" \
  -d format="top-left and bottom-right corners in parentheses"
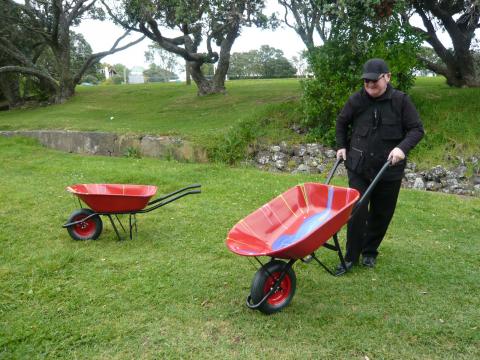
top-left (256, 45), bottom-right (296, 78)
top-left (0, 0), bottom-right (144, 104)
top-left (143, 63), bottom-right (178, 82)
top-left (102, 0), bottom-right (272, 95)
top-left (277, 0), bottom-right (340, 50)
top-left (300, 1), bottom-right (421, 145)
top-left (407, 1), bottom-right (480, 87)
top-left (0, 2), bottom-right (41, 107)
top-left (228, 51), bottom-right (254, 78)
top-left (144, 44), bottom-right (180, 82)
top-left (228, 45), bottom-right (296, 79)
top-left (291, 51), bottom-right (309, 77)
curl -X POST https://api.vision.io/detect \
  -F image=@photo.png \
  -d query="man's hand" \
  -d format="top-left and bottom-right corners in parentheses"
top-left (337, 148), bottom-right (346, 161)
top-left (388, 147), bottom-right (405, 165)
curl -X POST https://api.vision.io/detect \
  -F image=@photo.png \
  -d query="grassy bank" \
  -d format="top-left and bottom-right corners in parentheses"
top-left (409, 77), bottom-right (480, 167)
top-left (0, 77), bottom-right (478, 168)
top-left (1, 137), bottom-right (479, 358)
top-left (0, 80), bottom-right (301, 145)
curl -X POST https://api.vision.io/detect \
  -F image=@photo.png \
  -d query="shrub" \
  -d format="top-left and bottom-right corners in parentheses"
top-left (301, 7), bottom-right (421, 146)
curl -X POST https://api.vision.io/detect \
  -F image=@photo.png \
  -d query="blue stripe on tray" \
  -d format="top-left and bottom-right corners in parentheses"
top-left (271, 186), bottom-right (334, 251)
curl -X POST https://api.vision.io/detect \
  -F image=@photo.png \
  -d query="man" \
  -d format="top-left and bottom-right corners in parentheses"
top-left (335, 58), bottom-right (424, 275)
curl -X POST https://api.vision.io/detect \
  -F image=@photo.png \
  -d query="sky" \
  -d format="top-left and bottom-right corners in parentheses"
top-left (75, 1), bottom-right (307, 72)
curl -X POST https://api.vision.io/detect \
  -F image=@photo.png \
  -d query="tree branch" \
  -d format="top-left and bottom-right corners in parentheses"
top-left (0, 65), bottom-right (59, 89)
top-left (142, 18), bottom-right (204, 62)
top-left (73, 33), bottom-right (146, 83)
top-left (0, 39), bottom-right (35, 67)
top-left (68, 0), bottom-right (95, 25)
top-left (422, 0), bottom-right (471, 51)
top-left (416, 55), bottom-right (448, 77)
top-left (411, 7), bottom-right (453, 65)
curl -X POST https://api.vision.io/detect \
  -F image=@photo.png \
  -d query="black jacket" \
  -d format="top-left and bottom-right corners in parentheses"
top-left (336, 84), bottom-right (424, 181)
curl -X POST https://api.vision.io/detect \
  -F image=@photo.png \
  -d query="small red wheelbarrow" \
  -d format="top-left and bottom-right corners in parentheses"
top-left (226, 160), bottom-right (390, 314)
top-left (63, 183), bottom-right (201, 240)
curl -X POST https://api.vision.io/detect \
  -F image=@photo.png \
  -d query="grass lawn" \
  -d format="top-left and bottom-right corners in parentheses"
top-left (0, 79), bottom-right (302, 146)
top-left (1, 137), bottom-right (479, 359)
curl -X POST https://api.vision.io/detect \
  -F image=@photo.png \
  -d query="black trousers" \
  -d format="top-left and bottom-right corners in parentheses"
top-left (345, 171), bottom-right (402, 263)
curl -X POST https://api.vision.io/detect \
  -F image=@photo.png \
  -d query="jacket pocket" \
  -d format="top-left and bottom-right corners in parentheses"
top-left (345, 147), bottom-right (364, 172)
top-left (351, 125), bottom-right (369, 149)
top-left (381, 117), bottom-right (403, 140)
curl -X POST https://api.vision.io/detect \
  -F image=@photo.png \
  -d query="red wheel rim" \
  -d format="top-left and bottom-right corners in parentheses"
top-left (263, 271), bottom-right (292, 305)
top-left (72, 214), bottom-right (96, 238)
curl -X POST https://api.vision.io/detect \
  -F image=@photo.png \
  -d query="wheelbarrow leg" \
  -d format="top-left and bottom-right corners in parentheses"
top-left (129, 214), bottom-right (138, 240)
top-left (107, 215), bottom-right (123, 241)
top-left (310, 233), bottom-right (349, 276)
top-left (333, 233), bottom-right (348, 272)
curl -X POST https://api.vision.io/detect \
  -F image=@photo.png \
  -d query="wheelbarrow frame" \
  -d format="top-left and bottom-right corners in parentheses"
top-left (63, 184), bottom-right (201, 240)
top-left (240, 159), bottom-right (391, 313)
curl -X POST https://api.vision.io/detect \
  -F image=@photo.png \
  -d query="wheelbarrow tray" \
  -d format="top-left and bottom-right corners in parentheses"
top-left (66, 184), bottom-right (158, 213)
top-left (226, 183), bottom-right (360, 259)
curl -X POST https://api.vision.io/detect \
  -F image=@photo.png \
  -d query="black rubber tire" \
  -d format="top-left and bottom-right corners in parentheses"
top-left (66, 208), bottom-right (103, 240)
top-left (250, 260), bottom-right (297, 314)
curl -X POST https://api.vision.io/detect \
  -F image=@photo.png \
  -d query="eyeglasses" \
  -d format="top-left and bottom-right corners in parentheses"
top-left (364, 74), bottom-right (385, 84)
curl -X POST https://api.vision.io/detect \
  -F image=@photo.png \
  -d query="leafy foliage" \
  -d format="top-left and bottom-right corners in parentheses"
top-left (228, 45), bottom-right (296, 79)
top-left (144, 44), bottom-right (180, 82)
top-left (301, 1), bottom-right (421, 145)
top-left (143, 63), bottom-right (179, 83)
top-left (0, 0), bottom-right (143, 104)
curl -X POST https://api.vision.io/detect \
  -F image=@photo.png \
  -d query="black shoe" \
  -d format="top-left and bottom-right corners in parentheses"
top-left (362, 256), bottom-right (376, 268)
top-left (334, 261), bottom-right (354, 276)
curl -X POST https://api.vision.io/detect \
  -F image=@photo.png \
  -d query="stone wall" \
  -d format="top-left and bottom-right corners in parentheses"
top-left (0, 130), bottom-right (208, 163)
top-left (250, 142), bottom-right (480, 196)
top-left (2, 130), bottom-right (478, 196)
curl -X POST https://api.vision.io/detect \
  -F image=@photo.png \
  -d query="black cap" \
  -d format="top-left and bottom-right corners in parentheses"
top-left (361, 58), bottom-right (389, 80)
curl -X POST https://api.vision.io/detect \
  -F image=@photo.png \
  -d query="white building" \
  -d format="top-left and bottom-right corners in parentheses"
top-left (128, 66), bottom-right (145, 84)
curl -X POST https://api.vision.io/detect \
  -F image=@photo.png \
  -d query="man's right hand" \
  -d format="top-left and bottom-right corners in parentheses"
top-left (337, 148), bottom-right (346, 161)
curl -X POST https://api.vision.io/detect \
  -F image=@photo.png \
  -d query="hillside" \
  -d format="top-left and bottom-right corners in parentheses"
top-left (0, 80), bottom-right (301, 142)
top-left (0, 77), bottom-right (478, 168)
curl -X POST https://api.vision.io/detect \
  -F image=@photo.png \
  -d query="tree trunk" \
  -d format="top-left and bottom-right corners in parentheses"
top-left (187, 16), bottom-right (238, 96)
top-left (0, 73), bottom-right (23, 108)
top-left (444, 50), bottom-right (480, 87)
top-left (189, 61), bottom-right (226, 95)
top-left (55, 80), bottom-right (75, 103)
top-left (424, 48), bottom-right (480, 88)
top-left (412, 4), bottom-right (480, 87)
top-left (52, 25), bottom-right (76, 103)
top-left (185, 60), bottom-right (191, 85)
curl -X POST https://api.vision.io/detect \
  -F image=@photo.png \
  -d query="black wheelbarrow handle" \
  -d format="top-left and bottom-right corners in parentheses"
top-left (147, 183), bottom-right (201, 206)
top-left (350, 161), bottom-right (390, 218)
top-left (140, 184), bottom-right (201, 213)
top-left (325, 158), bottom-right (391, 219)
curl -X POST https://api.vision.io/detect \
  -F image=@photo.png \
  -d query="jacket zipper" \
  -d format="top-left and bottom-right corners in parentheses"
top-left (351, 146), bottom-right (363, 154)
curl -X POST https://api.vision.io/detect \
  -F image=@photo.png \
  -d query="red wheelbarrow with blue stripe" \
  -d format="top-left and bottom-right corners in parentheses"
top-left (226, 159), bottom-right (390, 314)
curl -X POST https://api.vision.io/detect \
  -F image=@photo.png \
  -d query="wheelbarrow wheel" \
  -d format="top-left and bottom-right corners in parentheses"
top-left (66, 208), bottom-right (103, 240)
top-left (250, 260), bottom-right (296, 314)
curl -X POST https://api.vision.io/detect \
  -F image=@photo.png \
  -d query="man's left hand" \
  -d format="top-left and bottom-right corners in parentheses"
top-left (388, 147), bottom-right (405, 165)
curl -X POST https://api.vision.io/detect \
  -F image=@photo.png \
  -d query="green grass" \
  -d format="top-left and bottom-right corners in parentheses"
top-left (409, 77), bottom-right (480, 167)
top-left (0, 79), bottom-right (301, 146)
top-left (1, 137), bottom-right (479, 359)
